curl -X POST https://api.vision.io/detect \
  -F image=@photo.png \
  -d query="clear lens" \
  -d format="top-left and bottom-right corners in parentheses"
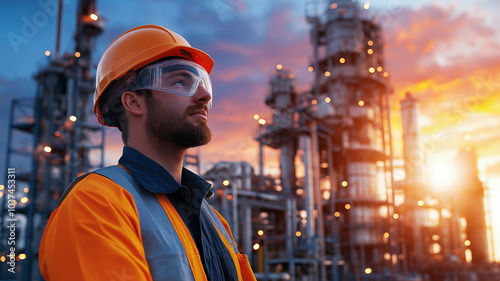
top-left (130, 59), bottom-right (212, 108)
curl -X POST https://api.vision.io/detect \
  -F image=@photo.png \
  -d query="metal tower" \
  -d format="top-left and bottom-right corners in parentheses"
top-left (0, 1), bottom-right (103, 280)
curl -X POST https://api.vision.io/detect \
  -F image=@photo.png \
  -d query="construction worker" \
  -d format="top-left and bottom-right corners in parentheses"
top-left (39, 25), bottom-right (256, 281)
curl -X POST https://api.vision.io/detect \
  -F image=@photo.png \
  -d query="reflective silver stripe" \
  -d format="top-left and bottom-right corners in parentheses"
top-left (94, 166), bottom-right (197, 281)
top-left (201, 199), bottom-right (239, 254)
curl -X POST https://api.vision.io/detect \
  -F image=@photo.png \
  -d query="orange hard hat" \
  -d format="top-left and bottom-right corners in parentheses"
top-left (93, 24), bottom-right (214, 126)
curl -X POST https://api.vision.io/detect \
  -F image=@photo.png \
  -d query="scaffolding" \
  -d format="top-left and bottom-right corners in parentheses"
top-left (0, 1), bottom-right (103, 280)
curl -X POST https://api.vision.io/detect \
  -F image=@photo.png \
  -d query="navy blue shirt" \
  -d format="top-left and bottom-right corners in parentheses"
top-left (118, 146), bottom-right (238, 281)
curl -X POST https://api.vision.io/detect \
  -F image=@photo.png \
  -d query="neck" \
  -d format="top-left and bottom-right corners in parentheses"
top-left (128, 140), bottom-right (185, 184)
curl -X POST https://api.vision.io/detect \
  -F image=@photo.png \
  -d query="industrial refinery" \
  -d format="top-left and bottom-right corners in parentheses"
top-left (1, 0), bottom-right (498, 280)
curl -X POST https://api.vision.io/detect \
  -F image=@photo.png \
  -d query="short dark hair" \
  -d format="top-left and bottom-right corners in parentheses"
top-left (108, 89), bottom-right (152, 145)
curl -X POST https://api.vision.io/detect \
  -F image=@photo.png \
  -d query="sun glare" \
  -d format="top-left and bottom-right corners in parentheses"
top-left (428, 161), bottom-right (456, 190)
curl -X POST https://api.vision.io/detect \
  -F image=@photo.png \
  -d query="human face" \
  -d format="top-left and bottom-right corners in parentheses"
top-left (145, 84), bottom-right (212, 149)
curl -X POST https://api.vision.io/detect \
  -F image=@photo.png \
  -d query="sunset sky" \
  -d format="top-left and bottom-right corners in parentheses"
top-left (2, 0), bottom-right (500, 261)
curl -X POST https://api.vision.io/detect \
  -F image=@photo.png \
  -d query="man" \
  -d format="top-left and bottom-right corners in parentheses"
top-left (39, 25), bottom-right (256, 281)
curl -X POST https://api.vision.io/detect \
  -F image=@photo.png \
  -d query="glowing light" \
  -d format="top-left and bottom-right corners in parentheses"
top-left (364, 1), bottom-right (370, 9)
top-left (368, 67), bottom-right (375, 73)
top-left (296, 231), bottom-right (302, 237)
top-left (258, 230), bottom-right (264, 236)
top-left (465, 240), bottom-right (471, 246)
top-left (334, 211), bottom-right (340, 217)
top-left (367, 40), bottom-right (374, 46)
top-left (308, 66), bottom-right (314, 72)
top-left (428, 161), bottom-right (456, 190)
top-left (321, 162), bottom-right (329, 168)
top-left (465, 134), bottom-right (470, 140)
top-left (330, 3), bottom-right (338, 9)
top-left (377, 66), bottom-right (383, 72)
top-left (24, 187), bottom-right (29, 193)
top-left (384, 232), bottom-right (390, 238)
top-left (226, 194), bottom-right (233, 200)
top-left (345, 204), bottom-right (351, 210)
top-left (90, 13), bottom-right (98, 21)
top-left (45, 50), bottom-right (51, 56)
top-left (365, 267), bottom-right (372, 274)
top-left (341, 181), bottom-right (348, 187)
top-left (367, 49), bottom-right (373, 55)
top-left (276, 64), bottom-right (283, 70)
top-left (258, 119), bottom-right (266, 125)
top-left (431, 243), bottom-right (441, 254)
top-left (432, 235), bottom-right (440, 241)
top-left (223, 180), bottom-right (230, 186)
top-left (393, 213), bottom-right (399, 219)
top-left (312, 99), bottom-right (318, 105)
top-left (465, 249), bottom-right (472, 262)
top-left (289, 73), bottom-right (294, 79)
top-left (253, 243), bottom-right (260, 251)
top-left (54, 131), bottom-right (61, 137)
top-left (358, 100), bottom-right (365, 106)
top-left (417, 200), bottom-right (424, 206)
top-left (75, 52), bottom-right (81, 58)
top-left (384, 253), bottom-right (391, 261)
top-left (383, 72), bottom-right (389, 78)
top-left (19, 254), bottom-right (26, 260)
top-left (325, 97), bottom-right (331, 103)
top-left (69, 115), bottom-right (77, 122)
top-left (0, 185), bottom-right (4, 191)
top-left (20, 197), bottom-right (29, 204)
top-left (44, 146), bottom-right (52, 153)
top-left (324, 71), bottom-right (331, 77)
top-left (339, 57), bottom-right (346, 64)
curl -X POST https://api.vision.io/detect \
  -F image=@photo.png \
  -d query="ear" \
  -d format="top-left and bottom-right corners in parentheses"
top-left (121, 91), bottom-right (146, 117)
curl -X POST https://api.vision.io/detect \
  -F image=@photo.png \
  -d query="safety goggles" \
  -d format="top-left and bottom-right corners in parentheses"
top-left (128, 59), bottom-right (212, 108)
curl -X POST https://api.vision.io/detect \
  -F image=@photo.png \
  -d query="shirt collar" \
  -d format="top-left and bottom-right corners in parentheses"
top-left (118, 146), bottom-right (212, 195)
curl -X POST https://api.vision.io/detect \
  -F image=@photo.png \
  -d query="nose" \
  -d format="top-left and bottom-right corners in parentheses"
top-left (194, 84), bottom-right (212, 108)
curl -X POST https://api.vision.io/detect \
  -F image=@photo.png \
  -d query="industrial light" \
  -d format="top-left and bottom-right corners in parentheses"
top-left (20, 197), bottom-right (29, 204)
top-left (367, 40), bottom-right (373, 46)
top-left (364, 1), bottom-right (370, 9)
top-left (44, 146), bottom-right (52, 153)
top-left (393, 213), bottom-right (399, 219)
top-left (24, 187), bottom-right (29, 193)
top-left (464, 240), bottom-right (471, 246)
top-left (296, 231), bottom-right (302, 237)
top-left (258, 118), bottom-right (266, 125)
top-left (330, 3), bottom-right (338, 9)
top-left (339, 57), bottom-right (345, 63)
top-left (288, 73), bottom-right (294, 79)
top-left (324, 71), bottom-right (331, 77)
top-left (19, 254), bottom-right (26, 260)
top-left (358, 100), bottom-right (365, 106)
top-left (253, 243), bottom-right (260, 250)
top-left (258, 230), bottom-right (264, 236)
top-left (334, 211), bottom-right (340, 217)
top-left (308, 66), bottom-right (314, 72)
top-left (90, 13), bottom-right (98, 21)
top-left (226, 194), bottom-right (233, 200)
top-left (383, 72), bottom-right (389, 78)
top-left (417, 200), bottom-right (424, 206)
top-left (0, 256), bottom-right (5, 262)
top-left (384, 232), bottom-right (390, 238)
top-left (377, 66), bottom-right (383, 72)
top-left (312, 99), bottom-right (318, 105)
top-left (69, 115), bottom-right (77, 122)
top-left (345, 204), bottom-right (351, 210)
top-left (223, 180), bottom-right (230, 186)
top-left (75, 52), bottom-right (81, 58)
top-left (276, 64), bottom-right (283, 70)
top-left (368, 67), bottom-right (375, 73)
top-left (253, 114), bottom-right (260, 120)
top-left (464, 134), bottom-right (470, 140)
top-left (367, 49), bottom-right (373, 55)
top-left (45, 50), bottom-right (51, 56)
top-left (341, 181), bottom-right (348, 187)
top-left (365, 267), bottom-right (372, 274)
top-left (0, 185), bottom-right (4, 191)
top-left (325, 97), bottom-right (331, 103)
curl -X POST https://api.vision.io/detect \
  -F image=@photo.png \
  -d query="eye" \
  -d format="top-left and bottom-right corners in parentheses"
top-left (172, 80), bottom-right (185, 87)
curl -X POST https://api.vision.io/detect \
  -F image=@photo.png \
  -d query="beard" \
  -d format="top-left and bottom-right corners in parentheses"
top-left (145, 98), bottom-right (212, 149)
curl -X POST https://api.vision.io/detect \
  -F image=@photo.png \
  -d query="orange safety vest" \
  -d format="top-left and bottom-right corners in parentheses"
top-left (39, 166), bottom-right (256, 281)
